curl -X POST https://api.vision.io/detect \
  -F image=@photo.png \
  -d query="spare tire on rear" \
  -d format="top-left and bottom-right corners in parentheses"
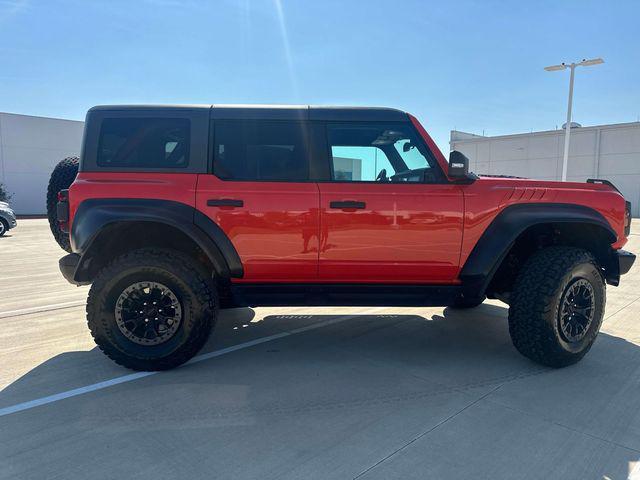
top-left (47, 156), bottom-right (79, 252)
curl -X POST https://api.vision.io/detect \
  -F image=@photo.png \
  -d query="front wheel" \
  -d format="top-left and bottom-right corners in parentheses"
top-left (87, 248), bottom-right (217, 371)
top-left (0, 219), bottom-right (7, 237)
top-left (508, 246), bottom-right (605, 368)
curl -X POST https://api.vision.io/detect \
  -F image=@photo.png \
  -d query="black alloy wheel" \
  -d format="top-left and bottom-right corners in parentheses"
top-left (558, 278), bottom-right (595, 343)
top-left (115, 281), bottom-right (183, 346)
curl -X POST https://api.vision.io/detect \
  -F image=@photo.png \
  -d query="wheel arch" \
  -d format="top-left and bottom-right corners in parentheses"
top-left (459, 203), bottom-right (618, 301)
top-left (71, 199), bottom-right (243, 284)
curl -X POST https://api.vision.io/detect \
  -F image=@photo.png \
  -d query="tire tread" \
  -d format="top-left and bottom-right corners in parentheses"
top-left (508, 246), bottom-right (604, 368)
top-left (46, 156), bottom-right (79, 252)
top-left (87, 248), bottom-right (216, 371)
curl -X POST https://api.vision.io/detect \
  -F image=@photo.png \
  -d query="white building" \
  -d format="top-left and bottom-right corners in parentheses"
top-left (451, 121), bottom-right (640, 217)
top-left (0, 112), bottom-right (84, 215)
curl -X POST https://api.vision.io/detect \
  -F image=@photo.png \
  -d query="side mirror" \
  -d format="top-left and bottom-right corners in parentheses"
top-left (448, 150), bottom-right (471, 179)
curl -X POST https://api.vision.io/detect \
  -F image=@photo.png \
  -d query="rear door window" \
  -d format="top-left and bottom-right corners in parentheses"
top-left (97, 117), bottom-right (190, 168)
top-left (214, 121), bottom-right (309, 181)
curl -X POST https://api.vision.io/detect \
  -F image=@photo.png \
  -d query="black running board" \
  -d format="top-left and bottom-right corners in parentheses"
top-left (229, 283), bottom-right (462, 308)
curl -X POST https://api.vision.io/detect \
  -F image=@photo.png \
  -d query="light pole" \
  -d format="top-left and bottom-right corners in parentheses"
top-left (544, 58), bottom-right (604, 181)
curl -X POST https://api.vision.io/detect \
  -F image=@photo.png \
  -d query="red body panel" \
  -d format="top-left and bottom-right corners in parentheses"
top-left (457, 178), bottom-right (628, 267)
top-left (317, 183), bottom-right (464, 283)
top-left (195, 175), bottom-right (320, 282)
top-left (69, 172), bottom-right (198, 225)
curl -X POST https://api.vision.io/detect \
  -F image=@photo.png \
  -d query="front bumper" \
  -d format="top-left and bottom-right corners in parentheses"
top-left (617, 249), bottom-right (636, 276)
top-left (59, 253), bottom-right (81, 285)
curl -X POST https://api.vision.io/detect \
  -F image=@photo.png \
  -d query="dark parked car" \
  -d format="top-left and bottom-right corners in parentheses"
top-left (0, 201), bottom-right (17, 236)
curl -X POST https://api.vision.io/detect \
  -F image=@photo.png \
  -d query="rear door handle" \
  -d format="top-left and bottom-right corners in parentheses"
top-left (207, 198), bottom-right (244, 207)
top-left (329, 200), bottom-right (366, 209)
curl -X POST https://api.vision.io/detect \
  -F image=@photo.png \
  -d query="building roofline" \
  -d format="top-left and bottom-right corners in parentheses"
top-left (451, 120), bottom-right (640, 144)
top-left (0, 111), bottom-right (84, 123)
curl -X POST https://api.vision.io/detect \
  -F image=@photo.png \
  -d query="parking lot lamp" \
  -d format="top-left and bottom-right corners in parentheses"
top-left (544, 58), bottom-right (604, 181)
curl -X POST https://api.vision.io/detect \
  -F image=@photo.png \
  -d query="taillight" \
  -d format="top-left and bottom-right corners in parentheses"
top-left (57, 189), bottom-right (70, 233)
top-left (625, 201), bottom-right (632, 237)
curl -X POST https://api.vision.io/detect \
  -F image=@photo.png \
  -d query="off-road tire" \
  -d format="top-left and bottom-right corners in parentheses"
top-left (509, 246), bottom-right (605, 368)
top-left (0, 218), bottom-right (7, 237)
top-left (46, 156), bottom-right (79, 252)
top-left (87, 248), bottom-right (217, 371)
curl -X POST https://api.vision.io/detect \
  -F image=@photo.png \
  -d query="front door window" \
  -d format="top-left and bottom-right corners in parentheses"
top-left (328, 124), bottom-right (442, 184)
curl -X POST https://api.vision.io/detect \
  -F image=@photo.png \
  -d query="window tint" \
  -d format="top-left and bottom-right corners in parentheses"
top-left (328, 123), bottom-right (440, 183)
top-left (97, 118), bottom-right (190, 168)
top-left (214, 121), bottom-right (309, 181)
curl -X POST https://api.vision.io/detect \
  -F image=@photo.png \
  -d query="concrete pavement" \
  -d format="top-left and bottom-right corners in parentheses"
top-left (1, 219), bottom-right (639, 479)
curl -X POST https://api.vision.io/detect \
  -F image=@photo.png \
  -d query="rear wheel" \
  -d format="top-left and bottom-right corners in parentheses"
top-left (46, 156), bottom-right (79, 252)
top-left (508, 246), bottom-right (605, 368)
top-left (87, 248), bottom-right (217, 371)
top-left (0, 219), bottom-right (7, 237)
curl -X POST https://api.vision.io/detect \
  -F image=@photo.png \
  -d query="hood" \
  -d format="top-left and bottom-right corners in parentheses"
top-left (474, 174), bottom-right (620, 191)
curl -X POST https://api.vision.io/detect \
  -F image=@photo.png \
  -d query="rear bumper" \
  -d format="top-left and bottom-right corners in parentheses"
top-left (618, 249), bottom-right (636, 276)
top-left (59, 253), bottom-right (81, 285)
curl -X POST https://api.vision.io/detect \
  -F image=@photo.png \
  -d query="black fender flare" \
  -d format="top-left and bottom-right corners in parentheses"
top-left (71, 198), bottom-right (243, 282)
top-left (459, 203), bottom-right (617, 298)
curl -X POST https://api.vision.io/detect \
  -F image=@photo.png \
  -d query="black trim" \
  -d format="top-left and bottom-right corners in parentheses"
top-left (617, 249), bottom-right (636, 276)
top-left (56, 190), bottom-right (69, 223)
top-left (59, 253), bottom-right (81, 285)
top-left (229, 283), bottom-right (461, 307)
top-left (193, 210), bottom-right (243, 277)
top-left (70, 199), bottom-right (243, 283)
top-left (209, 105), bottom-right (408, 122)
top-left (207, 199), bottom-right (243, 207)
top-left (89, 104), bottom-right (409, 122)
top-left (309, 107), bottom-right (408, 122)
top-left (307, 122), bottom-right (332, 181)
top-left (211, 106), bottom-right (308, 121)
top-left (459, 203), bottom-right (618, 298)
top-left (625, 201), bottom-right (632, 237)
top-left (587, 178), bottom-right (621, 194)
top-left (330, 200), bottom-right (366, 209)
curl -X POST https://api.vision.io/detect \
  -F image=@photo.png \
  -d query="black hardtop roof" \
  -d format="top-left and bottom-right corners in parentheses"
top-left (88, 104), bottom-right (409, 122)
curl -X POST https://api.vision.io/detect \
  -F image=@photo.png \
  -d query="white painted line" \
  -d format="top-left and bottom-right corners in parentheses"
top-left (629, 460), bottom-right (640, 480)
top-left (0, 307), bottom-right (383, 417)
top-left (0, 300), bottom-right (86, 319)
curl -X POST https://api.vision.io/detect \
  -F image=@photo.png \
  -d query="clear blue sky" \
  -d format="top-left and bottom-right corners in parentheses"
top-left (1, 0), bottom-right (639, 153)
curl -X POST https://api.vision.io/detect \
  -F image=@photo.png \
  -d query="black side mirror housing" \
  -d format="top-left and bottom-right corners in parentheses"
top-left (448, 151), bottom-right (477, 181)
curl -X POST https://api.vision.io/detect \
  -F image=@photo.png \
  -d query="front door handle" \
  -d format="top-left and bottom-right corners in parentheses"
top-left (329, 200), bottom-right (366, 210)
top-left (207, 198), bottom-right (244, 207)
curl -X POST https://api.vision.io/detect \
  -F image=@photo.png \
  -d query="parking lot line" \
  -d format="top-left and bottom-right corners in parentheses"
top-left (0, 307), bottom-right (383, 418)
top-left (0, 300), bottom-right (86, 319)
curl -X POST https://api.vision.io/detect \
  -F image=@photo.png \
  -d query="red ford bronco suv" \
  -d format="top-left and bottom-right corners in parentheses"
top-left (48, 105), bottom-right (635, 371)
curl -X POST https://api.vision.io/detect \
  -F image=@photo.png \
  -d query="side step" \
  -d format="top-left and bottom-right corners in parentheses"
top-left (229, 283), bottom-right (462, 308)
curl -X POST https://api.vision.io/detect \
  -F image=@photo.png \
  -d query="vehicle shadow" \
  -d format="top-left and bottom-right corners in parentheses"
top-left (1, 303), bottom-right (639, 479)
